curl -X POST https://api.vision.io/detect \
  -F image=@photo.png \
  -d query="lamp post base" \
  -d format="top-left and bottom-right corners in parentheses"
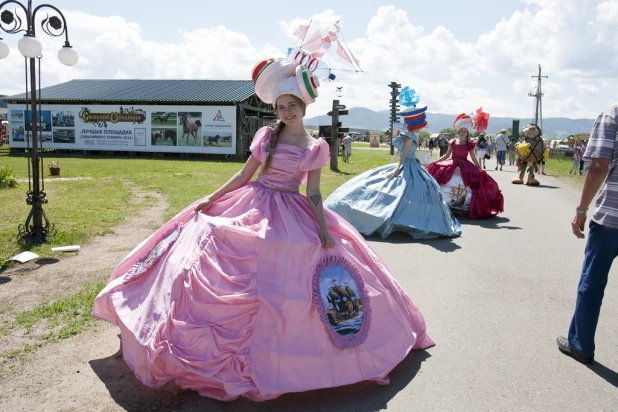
top-left (18, 203), bottom-right (55, 245)
top-left (18, 224), bottom-right (55, 245)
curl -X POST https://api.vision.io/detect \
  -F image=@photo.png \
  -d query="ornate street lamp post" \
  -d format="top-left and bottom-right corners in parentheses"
top-left (0, 0), bottom-right (78, 244)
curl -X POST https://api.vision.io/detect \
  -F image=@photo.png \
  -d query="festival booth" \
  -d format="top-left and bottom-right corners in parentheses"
top-left (2, 79), bottom-right (276, 158)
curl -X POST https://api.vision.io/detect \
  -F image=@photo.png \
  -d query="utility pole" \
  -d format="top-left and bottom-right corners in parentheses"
top-left (327, 99), bottom-right (349, 170)
top-left (529, 64), bottom-right (548, 131)
top-left (388, 82), bottom-right (401, 155)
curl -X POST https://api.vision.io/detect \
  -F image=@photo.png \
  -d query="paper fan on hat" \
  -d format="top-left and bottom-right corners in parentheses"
top-left (287, 18), bottom-right (363, 82)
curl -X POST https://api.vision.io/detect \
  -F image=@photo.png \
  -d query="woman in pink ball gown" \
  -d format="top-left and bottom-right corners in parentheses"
top-left (92, 57), bottom-right (434, 402)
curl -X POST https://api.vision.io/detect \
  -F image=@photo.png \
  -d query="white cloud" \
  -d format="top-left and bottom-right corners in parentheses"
top-left (597, 0), bottom-right (618, 22)
top-left (577, 84), bottom-right (600, 96)
top-left (1, 2), bottom-right (616, 124)
top-left (543, 82), bottom-right (563, 98)
top-left (0, 10), bottom-right (276, 97)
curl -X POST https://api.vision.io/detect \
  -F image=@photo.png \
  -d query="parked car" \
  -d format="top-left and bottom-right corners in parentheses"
top-left (556, 144), bottom-right (571, 150)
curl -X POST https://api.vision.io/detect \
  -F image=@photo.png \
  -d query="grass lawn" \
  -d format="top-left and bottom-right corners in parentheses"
top-left (0, 149), bottom-right (395, 264)
top-left (545, 155), bottom-right (586, 186)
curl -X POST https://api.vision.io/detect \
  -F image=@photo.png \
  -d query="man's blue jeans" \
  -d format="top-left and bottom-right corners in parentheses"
top-left (568, 220), bottom-right (618, 357)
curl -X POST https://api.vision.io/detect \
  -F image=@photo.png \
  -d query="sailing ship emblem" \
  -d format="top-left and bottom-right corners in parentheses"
top-left (313, 256), bottom-right (371, 349)
top-left (324, 279), bottom-right (364, 332)
top-left (449, 184), bottom-right (468, 208)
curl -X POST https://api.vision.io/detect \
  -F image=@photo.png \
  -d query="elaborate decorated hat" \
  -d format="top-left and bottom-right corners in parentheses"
top-left (252, 55), bottom-right (321, 106)
top-left (398, 87), bottom-right (427, 132)
top-left (453, 113), bottom-right (474, 131)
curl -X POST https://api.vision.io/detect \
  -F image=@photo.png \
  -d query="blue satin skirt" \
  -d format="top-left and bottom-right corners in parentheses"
top-left (324, 159), bottom-right (462, 239)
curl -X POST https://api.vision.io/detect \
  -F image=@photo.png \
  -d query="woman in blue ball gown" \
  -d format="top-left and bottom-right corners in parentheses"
top-left (324, 127), bottom-right (462, 239)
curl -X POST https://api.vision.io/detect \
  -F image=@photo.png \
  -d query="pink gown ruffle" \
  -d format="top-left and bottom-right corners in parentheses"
top-left (93, 126), bottom-right (434, 402)
top-left (426, 139), bottom-right (503, 219)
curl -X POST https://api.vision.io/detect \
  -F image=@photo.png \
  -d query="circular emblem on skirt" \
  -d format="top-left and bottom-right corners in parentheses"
top-left (312, 255), bottom-right (371, 349)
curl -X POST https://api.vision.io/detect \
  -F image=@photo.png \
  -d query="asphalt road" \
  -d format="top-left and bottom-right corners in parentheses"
top-left (185, 162), bottom-right (617, 412)
top-left (364, 163), bottom-right (618, 412)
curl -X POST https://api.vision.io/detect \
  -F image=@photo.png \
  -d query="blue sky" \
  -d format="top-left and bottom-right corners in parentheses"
top-left (1, 0), bottom-right (617, 131)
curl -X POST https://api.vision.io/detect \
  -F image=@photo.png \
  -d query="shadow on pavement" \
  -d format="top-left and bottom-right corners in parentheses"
top-left (366, 232), bottom-right (462, 252)
top-left (588, 361), bottom-right (618, 388)
top-left (35, 258), bottom-right (60, 265)
top-left (91, 335), bottom-right (431, 412)
top-left (523, 184), bottom-right (561, 189)
top-left (0, 276), bottom-right (11, 285)
top-left (415, 237), bottom-right (462, 253)
top-left (459, 216), bottom-right (522, 230)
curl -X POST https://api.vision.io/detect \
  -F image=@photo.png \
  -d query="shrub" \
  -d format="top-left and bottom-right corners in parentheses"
top-left (0, 166), bottom-right (19, 189)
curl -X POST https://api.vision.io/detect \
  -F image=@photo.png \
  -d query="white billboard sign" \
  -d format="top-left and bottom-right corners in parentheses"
top-left (7, 104), bottom-right (237, 154)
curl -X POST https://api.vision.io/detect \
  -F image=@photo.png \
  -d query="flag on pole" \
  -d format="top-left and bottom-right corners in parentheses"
top-left (292, 25), bottom-right (309, 38)
top-left (336, 42), bottom-right (352, 64)
top-left (302, 31), bottom-right (325, 52)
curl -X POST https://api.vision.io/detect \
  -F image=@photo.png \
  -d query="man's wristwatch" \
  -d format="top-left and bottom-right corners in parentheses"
top-left (576, 207), bottom-right (588, 214)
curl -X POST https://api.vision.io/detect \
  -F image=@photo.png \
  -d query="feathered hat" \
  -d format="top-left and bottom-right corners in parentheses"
top-left (453, 113), bottom-right (474, 131)
top-left (252, 54), bottom-right (321, 106)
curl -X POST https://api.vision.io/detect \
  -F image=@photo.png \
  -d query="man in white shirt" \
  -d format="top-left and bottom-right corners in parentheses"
top-left (342, 134), bottom-right (353, 163)
top-left (495, 129), bottom-right (509, 171)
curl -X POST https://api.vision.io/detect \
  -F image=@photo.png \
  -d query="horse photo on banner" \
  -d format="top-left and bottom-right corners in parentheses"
top-left (178, 112), bottom-right (203, 147)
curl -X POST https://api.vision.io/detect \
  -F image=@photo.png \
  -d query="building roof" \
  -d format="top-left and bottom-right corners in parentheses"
top-left (2, 79), bottom-right (256, 104)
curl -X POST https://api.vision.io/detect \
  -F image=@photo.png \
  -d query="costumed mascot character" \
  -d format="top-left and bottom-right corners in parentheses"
top-left (512, 124), bottom-right (549, 186)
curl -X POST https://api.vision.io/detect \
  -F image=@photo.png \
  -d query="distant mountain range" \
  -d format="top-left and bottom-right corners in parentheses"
top-left (305, 107), bottom-right (595, 138)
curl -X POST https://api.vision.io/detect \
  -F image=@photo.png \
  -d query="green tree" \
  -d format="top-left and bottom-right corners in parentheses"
top-left (440, 128), bottom-right (457, 134)
top-left (419, 131), bottom-right (431, 139)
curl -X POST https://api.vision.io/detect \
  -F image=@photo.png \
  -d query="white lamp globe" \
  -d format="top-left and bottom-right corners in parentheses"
top-left (58, 45), bottom-right (78, 66)
top-left (0, 38), bottom-right (9, 59)
top-left (18, 35), bottom-right (42, 58)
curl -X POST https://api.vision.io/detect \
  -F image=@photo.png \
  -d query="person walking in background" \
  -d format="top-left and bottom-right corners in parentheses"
top-left (488, 136), bottom-right (496, 159)
top-left (342, 133), bottom-right (353, 163)
top-left (438, 135), bottom-right (448, 156)
top-left (558, 103), bottom-right (618, 365)
top-left (508, 138), bottom-right (517, 165)
top-left (495, 129), bottom-right (509, 171)
top-left (579, 141), bottom-right (588, 175)
top-left (475, 133), bottom-right (489, 169)
top-left (570, 141), bottom-right (584, 175)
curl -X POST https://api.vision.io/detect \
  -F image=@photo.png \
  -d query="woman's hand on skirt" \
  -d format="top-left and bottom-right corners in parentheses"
top-left (194, 196), bottom-right (214, 212)
top-left (319, 228), bottom-right (336, 248)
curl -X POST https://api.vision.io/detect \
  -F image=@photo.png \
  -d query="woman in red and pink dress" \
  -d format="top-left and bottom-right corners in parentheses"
top-left (426, 113), bottom-right (503, 219)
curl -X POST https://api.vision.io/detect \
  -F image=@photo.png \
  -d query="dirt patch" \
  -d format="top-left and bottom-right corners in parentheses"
top-left (0, 182), bottom-right (171, 409)
top-left (17, 177), bottom-right (94, 183)
top-left (0, 182), bottom-right (167, 315)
